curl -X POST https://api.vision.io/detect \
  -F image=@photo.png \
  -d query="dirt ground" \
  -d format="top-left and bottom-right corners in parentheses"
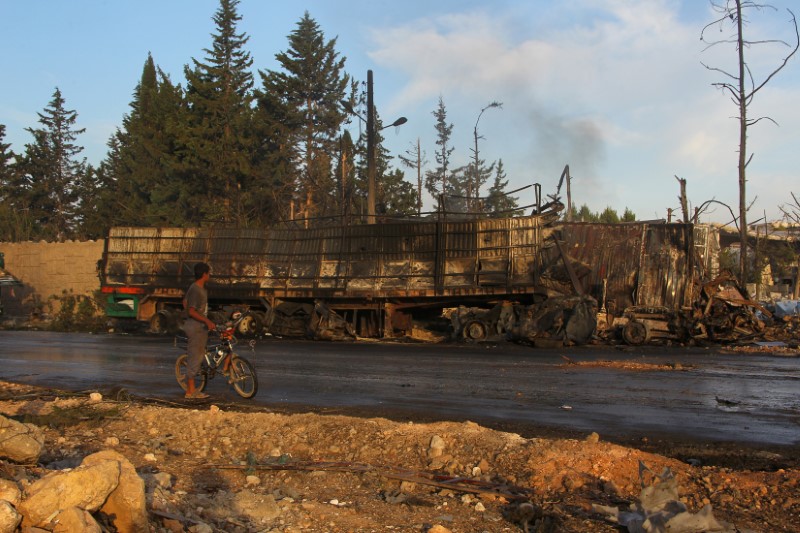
top-left (0, 380), bottom-right (798, 533)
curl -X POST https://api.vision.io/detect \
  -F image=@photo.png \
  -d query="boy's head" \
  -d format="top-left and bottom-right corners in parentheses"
top-left (194, 262), bottom-right (211, 280)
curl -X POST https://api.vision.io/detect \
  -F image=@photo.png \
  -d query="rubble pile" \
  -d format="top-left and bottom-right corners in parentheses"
top-left (0, 385), bottom-right (798, 532)
top-left (448, 295), bottom-right (598, 347)
top-left (602, 273), bottom-right (800, 349)
top-left (0, 414), bottom-right (147, 532)
top-left (593, 462), bottom-right (751, 533)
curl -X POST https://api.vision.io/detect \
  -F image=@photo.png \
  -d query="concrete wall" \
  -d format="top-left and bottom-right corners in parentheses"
top-left (0, 240), bottom-right (105, 317)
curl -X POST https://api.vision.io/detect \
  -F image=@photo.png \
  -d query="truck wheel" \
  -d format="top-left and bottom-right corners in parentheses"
top-left (622, 320), bottom-right (650, 345)
top-left (237, 314), bottom-right (259, 337)
top-left (150, 312), bottom-right (169, 335)
top-left (463, 320), bottom-right (488, 341)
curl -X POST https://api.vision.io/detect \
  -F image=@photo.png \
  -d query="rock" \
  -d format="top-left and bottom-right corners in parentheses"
top-left (88, 392), bottom-right (103, 403)
top-left (0, 500), bottom-right (22, 533)
top-left (585, 432), bottom-right (600, 443)
top-left (602, 479), bottom-right (620, 496)
top-left (82, 450), bottom-right (149, 533)
top-left (189, 523), bottom-right (213, 533)
top-left (143, 453), bottom-right (157, 462)
top-left (474, 502), bottom-right (486, 512)
top-left (152, 472), bottom-right (173, 489)
top-left (233, 490), bottom-right (281, 522)
top-left (105, 436), bottom-right (120, 446)
top-left (0, 415), bottom-right (45, 463)
top-left (18, 460), bottom-right (120, 528)
top-left (162, 518), bottom-right (184, 533)
top-left (245, 475), bottom-right (261, 487)
top-left (52, 507), bottom-right (101, 533)
top-left (429, 435), bottom-right (445, 458)
top-left (0, 480), bottom-right (21, 506)
top-left (427, 525), bottom-right (453, 533)
top-left (399, 481), bottom-right (416, 493)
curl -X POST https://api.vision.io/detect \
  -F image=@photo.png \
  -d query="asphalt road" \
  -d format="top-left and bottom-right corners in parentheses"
top-left (0, 331), bottom-right (798, 448)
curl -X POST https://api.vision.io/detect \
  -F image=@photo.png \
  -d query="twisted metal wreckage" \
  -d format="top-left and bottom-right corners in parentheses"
top-left (99, 187), bottom-right (796, 347)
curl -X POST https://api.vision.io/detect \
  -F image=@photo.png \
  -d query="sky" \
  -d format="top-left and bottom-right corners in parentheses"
top-left (2, 0), bottom-right (799, 224)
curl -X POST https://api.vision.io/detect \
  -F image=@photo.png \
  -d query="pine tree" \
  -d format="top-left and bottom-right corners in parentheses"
top-left (183, 0), bottom-right (255, 225)
top-left (73, 164), bottom-right (110, 239)
top-left (0, 125), bottom-right (13, 181)
top-left (378, 168), bottom-right (417, 216)
top-left (99, 54), bottom-right (186, 227)
top-left (484, 160), bottom-right (518, 217)
top-left (463, 157), bottom-right (494, 214)
top-left (425, 97), bottom-right (455, 212)
top-left (260, 11), bottom-right (349, 224)
top-left (621, 207), bottom-right (636, 222)
top-left (468, 102), bottom-right (502, 213)
top-left (598, 206), bottom-right (620, 223)
top-left (18, 88), bottom-right (87, 241)
top-left (333, 130), bottom-right (357, 218)
top-left (576, 204), bottom-right (597, 222)
top-left (251, 81), bottom-right (299, 225)
top-left (349, 110), bottom-right (415, 220)
top-left (0, 124), bottom-right (26, 241)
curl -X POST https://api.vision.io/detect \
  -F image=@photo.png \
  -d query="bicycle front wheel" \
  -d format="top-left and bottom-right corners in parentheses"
top-left (175, 354), bottom-right (207, 392)
top-left (229, 355), bottom-right (258, 398)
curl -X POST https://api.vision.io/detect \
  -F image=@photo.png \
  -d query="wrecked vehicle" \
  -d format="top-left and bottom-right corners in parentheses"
top-left (99, 194), bottom-right (575, 341)
top-left (98, 188), bottom-right (789, 346)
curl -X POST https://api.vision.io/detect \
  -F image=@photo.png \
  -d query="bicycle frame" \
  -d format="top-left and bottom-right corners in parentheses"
top-left (175, 311), bottom-right (259, 398)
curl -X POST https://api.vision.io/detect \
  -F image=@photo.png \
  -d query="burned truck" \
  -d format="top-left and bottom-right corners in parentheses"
top-left (539, 222), bottom-right (720, 344)
top-left (99, 200), bottom-right (567, 340)
top-left (98, 200), bottom-right (720, 344)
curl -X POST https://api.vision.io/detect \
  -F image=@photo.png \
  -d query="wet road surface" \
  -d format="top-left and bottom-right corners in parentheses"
top-left (0, 331), bottom-right (798, 447)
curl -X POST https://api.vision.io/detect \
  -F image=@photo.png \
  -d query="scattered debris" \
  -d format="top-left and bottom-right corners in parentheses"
top-left (0, 382), bottom-right (797, 532)
top-left (593, 461), bottom-right (754, 533)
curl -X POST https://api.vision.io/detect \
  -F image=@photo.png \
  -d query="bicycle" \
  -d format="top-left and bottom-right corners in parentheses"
top-left (175, 312), bottom-right (259, 399)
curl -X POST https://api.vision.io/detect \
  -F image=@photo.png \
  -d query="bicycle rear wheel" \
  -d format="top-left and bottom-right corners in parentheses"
top-left (175, 354), bottom-right (208, 392)
top-left (229, 355), bottom-right (258, 398)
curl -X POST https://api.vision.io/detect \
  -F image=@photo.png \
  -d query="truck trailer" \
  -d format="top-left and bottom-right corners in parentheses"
top-left (98, 198), bottom-right (718, 344)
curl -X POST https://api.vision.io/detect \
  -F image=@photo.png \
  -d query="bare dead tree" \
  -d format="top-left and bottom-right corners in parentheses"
top-left (674, 175), bottom-right (690, 223)
top-left (700, 1), bottom-right (799, 286)
top-left (694, 198), bottom-right (740, 227)
top-left (779, 192), bottom-right (800, 223)
top-left (777, 192), bottom-right (800, 298)
top-left (399, 138), bottom-right (427, 216)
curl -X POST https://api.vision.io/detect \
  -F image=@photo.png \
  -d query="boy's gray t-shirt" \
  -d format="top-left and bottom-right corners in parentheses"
top-left (185, 282), bottom-right (208, 318)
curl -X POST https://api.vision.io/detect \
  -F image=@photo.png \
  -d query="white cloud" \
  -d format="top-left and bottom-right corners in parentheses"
top-left (366, 0), bottom-right (800, 221)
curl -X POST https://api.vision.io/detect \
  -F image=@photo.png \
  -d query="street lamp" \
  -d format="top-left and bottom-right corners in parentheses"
top-left (342, 70), bottom-right (407, 223)
top-left (471, 101), bottom-right (502, 213)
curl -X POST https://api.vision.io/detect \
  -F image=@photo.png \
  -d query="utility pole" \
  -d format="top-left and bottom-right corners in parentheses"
top-left (341, 70), bottom-right (406, 224)
top-left (366, 70), bottom-right (376, 223)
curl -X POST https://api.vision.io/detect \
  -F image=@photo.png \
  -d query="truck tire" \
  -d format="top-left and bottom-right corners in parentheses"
top-left (622, 320), bottom-right (650, 346)
top-left (237, 314), bottom-right (260, 337)
top-left (462, 320), bottom-right (488, 341)
top-left (150, 312), bottom-right (169, 335)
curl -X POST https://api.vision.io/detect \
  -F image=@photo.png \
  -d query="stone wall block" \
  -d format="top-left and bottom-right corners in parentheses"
top-left (0, 241), bottom-right (104, 317)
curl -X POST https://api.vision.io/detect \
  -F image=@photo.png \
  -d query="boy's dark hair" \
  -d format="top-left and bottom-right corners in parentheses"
top-left (194, 262), bottom-right (210, 280)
